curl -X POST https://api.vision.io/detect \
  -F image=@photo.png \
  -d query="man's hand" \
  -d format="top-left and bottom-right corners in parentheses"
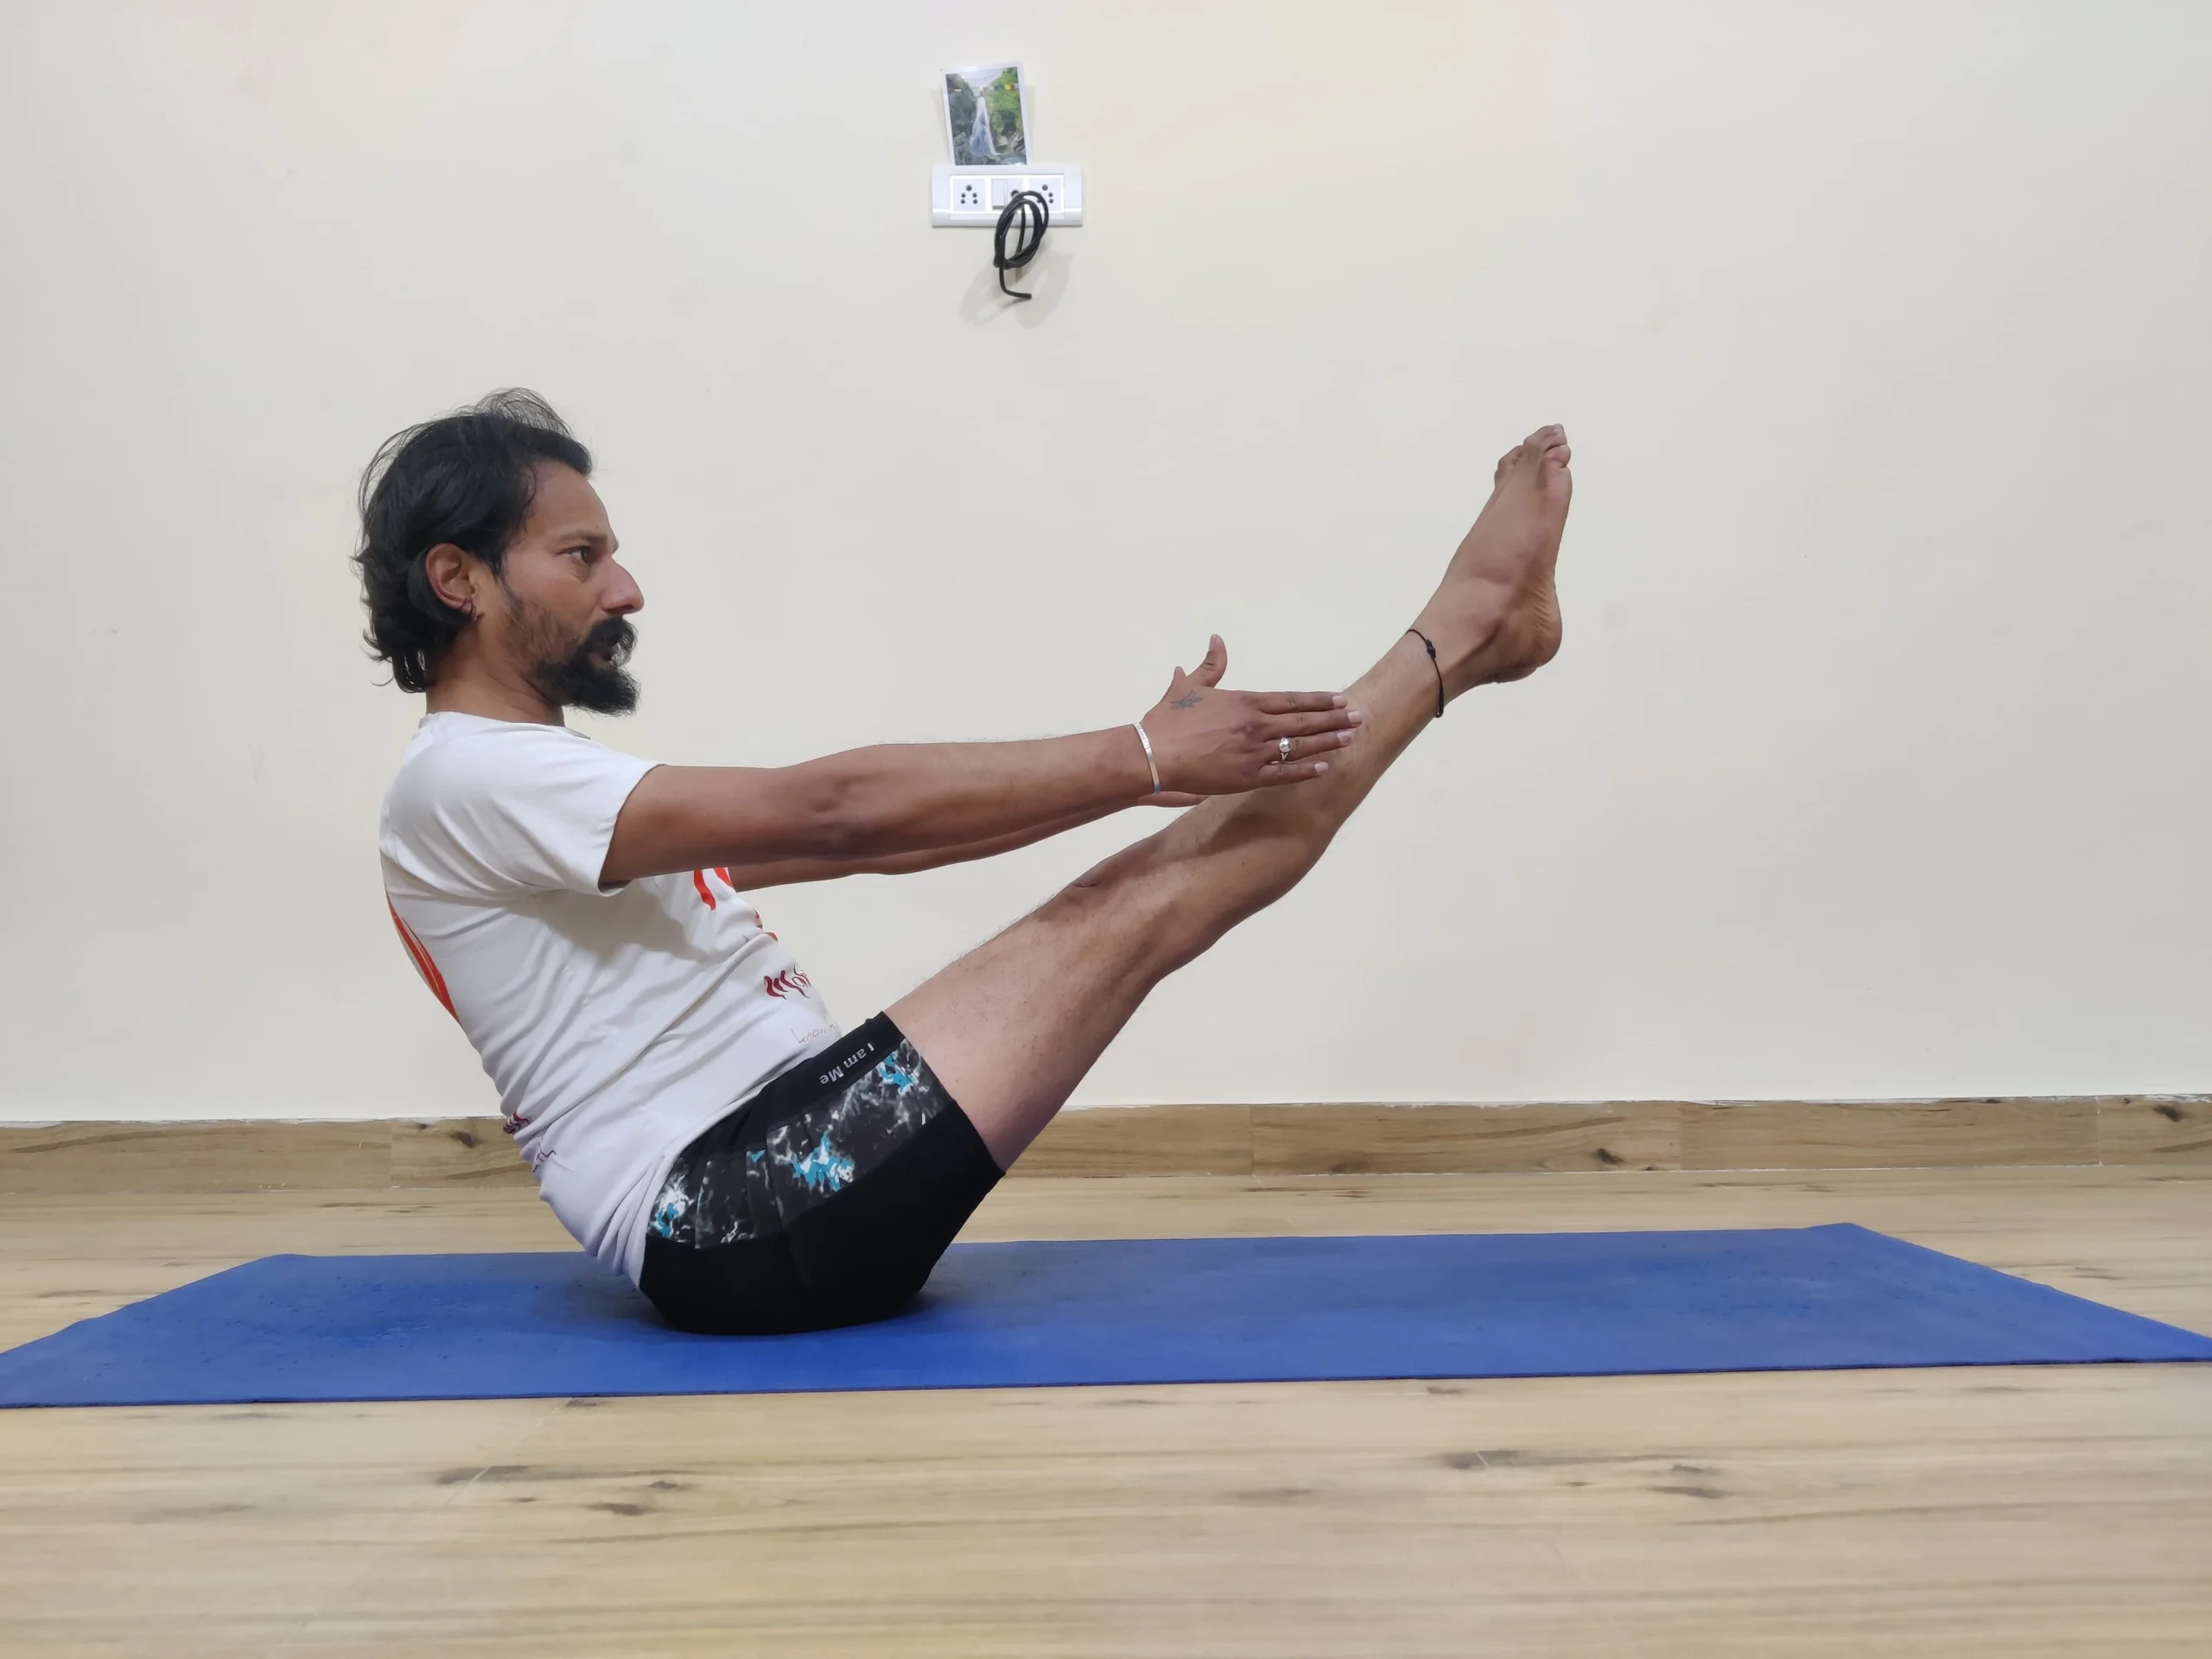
top-left (1140, 635), bottom-right (1361, 796)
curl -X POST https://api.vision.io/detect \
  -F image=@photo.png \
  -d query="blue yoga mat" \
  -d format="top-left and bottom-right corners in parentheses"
top-left (1, 1224), bottom-right (2204, 1408)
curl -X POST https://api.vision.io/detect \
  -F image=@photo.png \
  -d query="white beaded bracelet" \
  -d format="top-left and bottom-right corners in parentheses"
top-left (1131, 721), bottom-right (1161, 794)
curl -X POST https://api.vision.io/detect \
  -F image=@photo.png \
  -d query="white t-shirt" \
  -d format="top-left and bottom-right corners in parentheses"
top-left (379, 713), bottom-right (840, 1282)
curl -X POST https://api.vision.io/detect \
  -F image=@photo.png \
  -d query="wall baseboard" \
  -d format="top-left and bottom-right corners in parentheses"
top-left (0, 1097), bottom-right (2204, 1195)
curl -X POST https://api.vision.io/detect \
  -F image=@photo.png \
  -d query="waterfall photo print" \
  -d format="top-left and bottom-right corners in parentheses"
top-left (944, 63), bottom-right (1028, 165)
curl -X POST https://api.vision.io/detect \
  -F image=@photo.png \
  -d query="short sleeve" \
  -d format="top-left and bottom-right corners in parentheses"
top-left (381, 721), bottom-right (659, 901)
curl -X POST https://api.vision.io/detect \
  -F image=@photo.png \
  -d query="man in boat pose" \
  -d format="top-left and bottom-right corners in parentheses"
top-left (365, 391), bottom-right (1571, 1333)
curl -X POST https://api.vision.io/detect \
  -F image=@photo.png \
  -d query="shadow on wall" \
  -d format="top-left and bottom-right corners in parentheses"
top-left (959, 245), bottom-right (1074, 327)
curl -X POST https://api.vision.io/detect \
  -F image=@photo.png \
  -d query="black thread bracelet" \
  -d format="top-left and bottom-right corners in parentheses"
top-left (1407, 628), bottom-right (1446, 718)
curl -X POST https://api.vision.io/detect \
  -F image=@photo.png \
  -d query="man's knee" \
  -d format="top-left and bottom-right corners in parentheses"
top-left (1029, 857), bottom-right (1197, 988)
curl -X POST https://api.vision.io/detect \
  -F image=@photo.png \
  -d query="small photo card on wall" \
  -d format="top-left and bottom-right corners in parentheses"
top-left (944, 63), bottom-right (1030, 166)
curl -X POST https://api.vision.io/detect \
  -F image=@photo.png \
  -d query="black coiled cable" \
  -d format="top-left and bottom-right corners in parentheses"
top-left (994, 189), bottom-right (1050, 301)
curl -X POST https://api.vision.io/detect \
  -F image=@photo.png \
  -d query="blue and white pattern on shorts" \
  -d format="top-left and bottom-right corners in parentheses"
top-left (649, 1038), bottom-right (951, 1249)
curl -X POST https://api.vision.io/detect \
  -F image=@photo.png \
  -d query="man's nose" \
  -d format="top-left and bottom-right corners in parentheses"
top-left (604, 559), bottom-right (645, 615)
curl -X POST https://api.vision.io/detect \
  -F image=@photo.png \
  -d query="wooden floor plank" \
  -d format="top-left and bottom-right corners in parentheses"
top-left (12, 1092), bottom-right (2207, 1193)
top-left (1013, 1103), bottom-right (1254, 1177)
top-left (1250, 1100), bottom-right (1682, 1174)
top-left (0, 1121), bottom-right (392, 1195)
top-left (1680, 1097), bottom-right (2100, 1170)
top-left (2101, 1095), bottom-right (2212, 1165)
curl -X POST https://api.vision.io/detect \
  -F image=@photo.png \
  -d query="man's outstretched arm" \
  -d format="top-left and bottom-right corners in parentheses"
top-left (599, 637), bottom-right (1361, 887)
top-left (694, 799), bottom-right (1175, 893)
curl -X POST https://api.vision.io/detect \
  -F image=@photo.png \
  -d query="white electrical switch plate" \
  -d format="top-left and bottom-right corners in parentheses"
top-left (932, 162), bottom-right (1083, 226)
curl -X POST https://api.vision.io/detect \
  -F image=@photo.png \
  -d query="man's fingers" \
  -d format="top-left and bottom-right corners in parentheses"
top-left (1253, 759), bottom-right (1332, 787)
top-left (1262, 709), bottom-right (1363, 739)
top-left (1251, 691), bottom-right (1351, 716)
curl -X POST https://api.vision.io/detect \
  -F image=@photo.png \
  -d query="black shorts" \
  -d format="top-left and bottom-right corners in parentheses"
top-left (639, 1014), bottom-right (1001, 1335)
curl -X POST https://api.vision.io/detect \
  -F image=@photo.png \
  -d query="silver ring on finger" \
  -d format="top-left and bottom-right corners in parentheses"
top-left (1277, 736), bottom-right (1293, 764)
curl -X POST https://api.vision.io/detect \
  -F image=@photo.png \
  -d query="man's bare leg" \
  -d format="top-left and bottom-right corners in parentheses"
top-left (891, 426), bottom-right (1573, 1166)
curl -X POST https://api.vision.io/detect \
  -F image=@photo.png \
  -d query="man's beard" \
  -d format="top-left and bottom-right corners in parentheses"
top-left (507, 591), bottom-right (639, 715)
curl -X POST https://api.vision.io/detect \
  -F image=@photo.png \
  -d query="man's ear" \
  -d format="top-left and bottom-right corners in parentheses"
top-left (423, 543), bottom-right (484, 618)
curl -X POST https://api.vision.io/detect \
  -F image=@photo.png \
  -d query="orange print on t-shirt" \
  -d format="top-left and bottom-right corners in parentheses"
top-left (690, 868), bottom-right (777, 937)
top-left (389, 901), bottom-right (457, 1020)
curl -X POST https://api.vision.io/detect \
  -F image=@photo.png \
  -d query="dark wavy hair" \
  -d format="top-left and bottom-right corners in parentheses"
top-left (354, 389), bottom-right (593, 692)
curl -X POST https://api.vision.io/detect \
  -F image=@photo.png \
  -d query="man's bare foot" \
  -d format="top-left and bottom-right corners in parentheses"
top-left (1410, 424), bottom-right (1573, 699)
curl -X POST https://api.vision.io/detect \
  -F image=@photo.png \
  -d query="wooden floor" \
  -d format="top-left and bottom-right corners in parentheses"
top-left (1, 1167), bottom-right (2206, 1656)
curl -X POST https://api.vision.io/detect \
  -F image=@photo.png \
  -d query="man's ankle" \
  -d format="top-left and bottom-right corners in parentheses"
top-left (1408, 590), bottom-right (1511, 700)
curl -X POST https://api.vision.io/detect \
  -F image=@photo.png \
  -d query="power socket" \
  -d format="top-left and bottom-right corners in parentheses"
top-left (990, 174), bottom-right (1065, 213)
top-left (932, 163), bottom-right (1084, 227)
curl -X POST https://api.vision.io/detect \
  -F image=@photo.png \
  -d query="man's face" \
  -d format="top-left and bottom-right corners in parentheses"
top-left (491, 462), bottom-right (645, 715)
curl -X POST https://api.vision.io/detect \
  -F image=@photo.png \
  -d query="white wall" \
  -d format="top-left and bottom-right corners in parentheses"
top-left (3, 1), bottom-right (2207, 1121)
